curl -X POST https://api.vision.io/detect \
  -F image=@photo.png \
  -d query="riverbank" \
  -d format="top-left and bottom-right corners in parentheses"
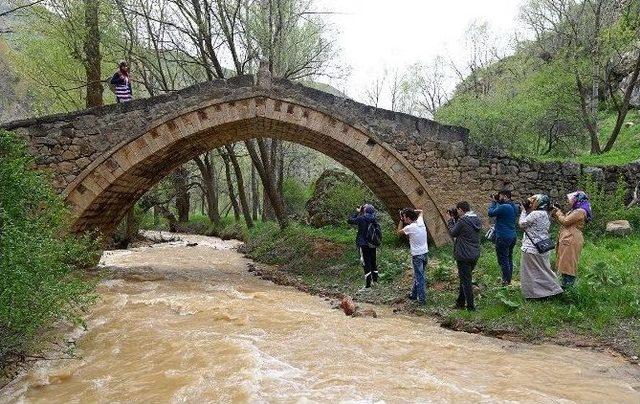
top-left (236, 221), bottom-right (640, 362)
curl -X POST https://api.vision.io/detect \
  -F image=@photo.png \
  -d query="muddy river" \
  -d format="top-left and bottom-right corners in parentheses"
top-left (2, 233), bottom-right (639, 403)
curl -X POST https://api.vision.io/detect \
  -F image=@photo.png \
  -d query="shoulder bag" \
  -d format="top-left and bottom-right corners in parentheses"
top-left (523, 230), bottom-right (555, 254)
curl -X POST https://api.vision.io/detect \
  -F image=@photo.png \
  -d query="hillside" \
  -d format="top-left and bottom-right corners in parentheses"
top-left (434, 3), bottom-right (640, 166)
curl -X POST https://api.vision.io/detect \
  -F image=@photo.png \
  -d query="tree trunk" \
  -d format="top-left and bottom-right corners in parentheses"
top-left (603, 51), bottom-right (640, 152)
top-left (125, 205), bottom-right (136, 244)
top-left (156, 205), bottom-right (178, 232)
top-left (172, 166), bottom-right (190, 223)
top-left (251, 164), bottom-right (259, 220)
top-left (245, 139), bottom-right (288, 227)
top-left (193, 154), bottom-right (221, 225)
top-left (225, 144), bottom-right (254, 228)
top-left (221, 149), bottom-right (241, 222)
top-left (84, 0), bottom-right (103, 108)
top-left (576, 73), bottom-right (602, 154)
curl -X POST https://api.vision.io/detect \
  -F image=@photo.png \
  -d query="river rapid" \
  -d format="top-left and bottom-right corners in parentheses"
top-left (2, 232), bottom-right (640, 403)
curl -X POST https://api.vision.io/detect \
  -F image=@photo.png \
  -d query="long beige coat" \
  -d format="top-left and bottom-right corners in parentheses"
top-left (552, 208), bottom-right (587, 276)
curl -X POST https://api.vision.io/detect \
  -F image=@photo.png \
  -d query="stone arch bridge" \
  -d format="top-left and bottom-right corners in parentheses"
top-left (4, 74), bottom-right (639, 246)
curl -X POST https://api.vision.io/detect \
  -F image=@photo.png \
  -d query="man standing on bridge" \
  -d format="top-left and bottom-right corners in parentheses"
top-left (109, 60), bottom-right (133, 103)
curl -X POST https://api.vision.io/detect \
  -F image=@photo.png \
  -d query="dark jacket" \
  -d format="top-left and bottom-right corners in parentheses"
top-left (447, 212), bottom-right (482, 261)
top-left (348, 213), bottom-right (377, 248)
top-left (487, 201), bottom-right (519, 240)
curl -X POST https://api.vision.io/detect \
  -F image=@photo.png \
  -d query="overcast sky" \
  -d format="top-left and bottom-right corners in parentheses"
top-left (316, 0), bottom-right (528, 104)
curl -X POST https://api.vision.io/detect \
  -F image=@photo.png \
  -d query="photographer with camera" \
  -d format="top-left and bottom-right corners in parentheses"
top-left (487, 189), bottom-right (520, 286)
top-left (551, 191), bottom-right (592, 288)
top-left (518, 194), bottom-right (563, 299)
top-left (347, 204), bottom-right (380, 291)
top-left (446, 201), bottom-right (481, 311)
top-left (396, 208), bottom-right (428, 305)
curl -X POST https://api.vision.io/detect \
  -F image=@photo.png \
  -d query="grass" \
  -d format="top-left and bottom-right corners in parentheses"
top-left (536, 110), bottom-right (640, 166)
top-left (237, 219), bottom-right (640, 357)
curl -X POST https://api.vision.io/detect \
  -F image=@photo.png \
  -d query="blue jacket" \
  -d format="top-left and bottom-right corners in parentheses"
top-left (347, 213), bottom-right (377, 247)
top-left (488, 201), bottom-right (519, 239)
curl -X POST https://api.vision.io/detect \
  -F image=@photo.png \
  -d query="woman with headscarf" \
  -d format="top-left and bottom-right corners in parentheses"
top-left (552, 191), bottom-right (592, 288)
top-left (518, 194), bottom-right (563, 299)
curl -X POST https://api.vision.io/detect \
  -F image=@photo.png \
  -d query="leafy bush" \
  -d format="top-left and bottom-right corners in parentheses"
top-left (282, 177), bottom-right (312, 217)
top-left (316, 181), bottom-right (380, 225)
top-left (580, 176), bottom-right (638, 235)
top-left (0, 130), bottom-right (98, 366)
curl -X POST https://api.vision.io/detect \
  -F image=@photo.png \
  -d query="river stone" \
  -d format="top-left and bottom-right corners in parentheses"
top-left (339, 296), bottom-right (356, 316)
top-left (605, 220), bottom-right (632, 236)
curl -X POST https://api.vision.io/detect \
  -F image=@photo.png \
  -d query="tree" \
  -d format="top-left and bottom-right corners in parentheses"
top-left (83, 0), bottom-right (102, 107)
top-left (402, 58), bottom-right (451, 118)
top-left (521, 0), bottom-right (639, 154)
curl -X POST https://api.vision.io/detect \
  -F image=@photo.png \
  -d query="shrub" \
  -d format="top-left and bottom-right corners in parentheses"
top-left (580, 176), bottom-right (637, 235)
top-left (0, 130), bottom-right (99, 367)
top-left (282, 177), bottom-right (312, 217)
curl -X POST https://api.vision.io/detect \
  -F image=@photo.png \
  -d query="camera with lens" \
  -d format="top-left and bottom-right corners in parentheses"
top-left (447, 207), bottom-right (459, 221)
top-left (522, 199), bottom-right (531, 211)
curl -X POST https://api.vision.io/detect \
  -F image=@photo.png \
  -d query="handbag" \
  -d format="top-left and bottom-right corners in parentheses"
top-left (485, 225), bottom-right (496, 243)
top-left (523, 230), bottom-right (555, 253)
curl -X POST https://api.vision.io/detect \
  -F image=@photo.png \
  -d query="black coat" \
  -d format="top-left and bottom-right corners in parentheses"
top-left (447, 212), bottom-right (482, 261)
top-left (347, 213), bottom-right (377, 248)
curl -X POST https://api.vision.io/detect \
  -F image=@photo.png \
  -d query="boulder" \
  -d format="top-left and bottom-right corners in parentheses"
top-left (605, 220), bottom-right (632, 236)
top-left (306, 168), bottom-right (378, 227)
top-left (339, 296), bottom-right (356, 316)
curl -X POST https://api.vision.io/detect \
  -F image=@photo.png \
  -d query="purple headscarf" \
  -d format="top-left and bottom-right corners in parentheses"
top-left (567, 191), bottom-right (592, 222)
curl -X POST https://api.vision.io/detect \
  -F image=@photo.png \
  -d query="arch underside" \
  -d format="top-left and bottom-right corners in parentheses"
top-left (66, 98), bottom-right (449, 245)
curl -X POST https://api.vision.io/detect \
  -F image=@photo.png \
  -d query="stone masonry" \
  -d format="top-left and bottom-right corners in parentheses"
top-left (2, 74), bottom-right (639, 245)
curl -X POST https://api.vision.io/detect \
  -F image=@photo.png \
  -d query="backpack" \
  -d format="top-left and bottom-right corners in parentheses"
top-left (366, 221), bottom-right (382, 248)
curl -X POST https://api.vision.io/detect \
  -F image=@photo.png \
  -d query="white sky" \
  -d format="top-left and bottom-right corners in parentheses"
top-left (316, 0), bottom-right (527, 104)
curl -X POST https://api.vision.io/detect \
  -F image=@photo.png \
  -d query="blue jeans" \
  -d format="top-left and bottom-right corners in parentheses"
top-left (410, 253), bottom-right (427, 303)
top-left (495, 236), bottom-right (516, 284)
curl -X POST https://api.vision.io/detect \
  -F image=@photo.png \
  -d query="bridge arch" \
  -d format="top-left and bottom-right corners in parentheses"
top-left (63, 95), bottom-right (450, 245)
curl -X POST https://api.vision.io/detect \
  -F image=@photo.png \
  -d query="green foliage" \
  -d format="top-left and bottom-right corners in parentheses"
top-left (282, 177), bottom-right (312, 216)
top-left (320, 181), bottom-right (380, 224)
top-left (0, 130), bottom-right (98, 365)
top-left (579, 175), bottom-right (639, 235)
top-left (436, 56), bottom-right (585, 156)
top-left (436, 2), bottom-right (640, 164)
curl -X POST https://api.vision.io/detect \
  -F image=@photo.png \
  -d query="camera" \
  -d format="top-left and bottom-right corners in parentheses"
top-left (491, 193), bottom-right (500, 201)
top-left (522, 199), bottom-right (531, 210)
top-left (447, 208), bottom-right (459, 220)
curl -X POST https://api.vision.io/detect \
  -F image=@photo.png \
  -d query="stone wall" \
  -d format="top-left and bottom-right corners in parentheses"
top-left (396, 136), bottom-right (640, 222)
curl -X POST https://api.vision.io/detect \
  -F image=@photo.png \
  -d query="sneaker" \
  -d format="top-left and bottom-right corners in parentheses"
top-left (407, 294), bottom-right (417, 301)
top-left (357, 287), bottom-right (371, 293)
